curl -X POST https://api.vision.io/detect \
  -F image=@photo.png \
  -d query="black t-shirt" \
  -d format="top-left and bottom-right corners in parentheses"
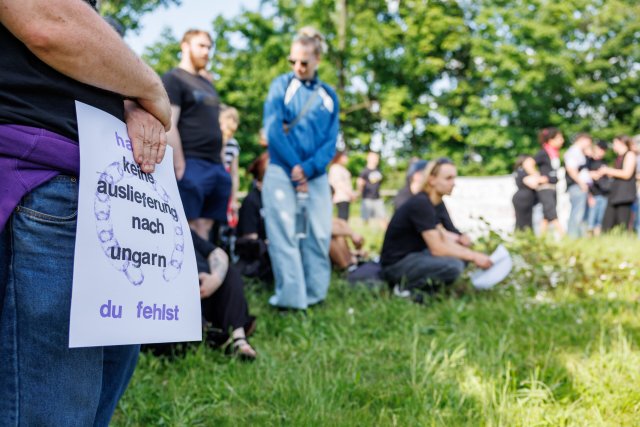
top-left (0, 17), bottom-right (124, 142)
top-left (162, 68), bottom-right (222, 163)
top-left (586, 157), bottom-right (611, 196)
top-left (393, 185), bottom-right (412, 210)
top-left (436, 203), bottom-right (460, 235)
top-left (190, 229), bottom-right (216, 274)
top-left (237, 186), bottom-right (266, 240)
top-left (534, 149), bottom-right (559, 184)
top-left (359, 168), bottom-right (383, 199)
top-left (381, 192), bottom-right (443, 266)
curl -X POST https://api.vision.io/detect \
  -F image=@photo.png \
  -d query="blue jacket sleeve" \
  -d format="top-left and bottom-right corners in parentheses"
top-left (263, 76), bottom-right (302, 171)
top-left (300, 88), bottom-right (340, 180)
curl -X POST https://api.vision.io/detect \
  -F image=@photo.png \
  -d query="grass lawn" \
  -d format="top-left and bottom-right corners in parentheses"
top-left (113, 232), bottom-right (640, 426)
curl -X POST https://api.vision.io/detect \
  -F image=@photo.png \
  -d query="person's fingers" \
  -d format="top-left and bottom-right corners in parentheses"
top-left (127, 119), bottom-right (140, 162)
top-left (156, 128), bottom-right (167, 164)
top-left (142, 124), bottom-right (154, 173)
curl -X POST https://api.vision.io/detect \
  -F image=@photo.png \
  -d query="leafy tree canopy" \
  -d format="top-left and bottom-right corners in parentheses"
top-left (142, 0), bottom-right (640, 175)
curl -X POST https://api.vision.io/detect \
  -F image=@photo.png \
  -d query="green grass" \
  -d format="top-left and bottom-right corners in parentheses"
top-left (113, 232), bottom-right (640, 426)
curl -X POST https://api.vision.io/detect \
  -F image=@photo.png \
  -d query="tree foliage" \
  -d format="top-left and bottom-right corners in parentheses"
top-left (99, 0), bottom-right (180, 34)
top-left (141, 0), bottom-right (640, 174)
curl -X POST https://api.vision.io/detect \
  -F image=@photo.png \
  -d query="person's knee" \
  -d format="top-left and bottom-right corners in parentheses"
top-left (441, 258), bottom-right (465, 283)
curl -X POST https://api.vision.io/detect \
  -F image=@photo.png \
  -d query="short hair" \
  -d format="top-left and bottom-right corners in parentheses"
top-left (181, 29), bottom-right (212, 45)
top-left (293, 26), bottom-right (326, 56)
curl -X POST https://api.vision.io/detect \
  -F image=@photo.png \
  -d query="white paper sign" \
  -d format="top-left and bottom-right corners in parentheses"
top-left (69, 101), bottom-right (201, 347)
top-left (469, 244), bottom-right (512, 290)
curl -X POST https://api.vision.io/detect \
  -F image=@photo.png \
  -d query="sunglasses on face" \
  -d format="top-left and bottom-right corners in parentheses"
top-left (288, 58), bottom-right (309, 67)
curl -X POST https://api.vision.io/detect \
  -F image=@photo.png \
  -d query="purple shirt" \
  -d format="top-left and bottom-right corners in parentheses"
top-left (0, 124), bottom-right (79, 230)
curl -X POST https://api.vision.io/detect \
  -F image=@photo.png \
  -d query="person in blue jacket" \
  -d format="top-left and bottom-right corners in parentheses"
top-left (262, 27), bottom-right (340, 310)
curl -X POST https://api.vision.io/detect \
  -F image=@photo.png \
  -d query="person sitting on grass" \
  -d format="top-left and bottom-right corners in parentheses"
top-left (192, 229), bottom-right (257, 361)
top-left (235, 152), bottom-right (272, 283)
top-left (330, 217), bottom-right (366, 270)
top-left (380, 158), bottom-right (492, 301)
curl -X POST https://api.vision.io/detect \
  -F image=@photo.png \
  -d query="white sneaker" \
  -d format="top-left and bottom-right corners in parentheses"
top-left (393, 284), bottom-right (411, 298)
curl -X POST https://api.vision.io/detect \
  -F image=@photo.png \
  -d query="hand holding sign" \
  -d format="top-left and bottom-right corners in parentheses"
top-left (70, 102), bottom-right (201, 348)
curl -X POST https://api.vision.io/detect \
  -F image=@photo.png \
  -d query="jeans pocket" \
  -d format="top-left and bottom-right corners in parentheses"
top-left (16, 175), bottom-right (78, 223)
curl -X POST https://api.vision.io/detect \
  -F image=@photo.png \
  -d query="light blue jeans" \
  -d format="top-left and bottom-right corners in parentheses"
top-left (262, 165), bottom-right (332, 309)
top-left (567, 184), bottom-right (588, 238)
top-left (0, 175), bottom-right (139, 426)
top-left (587, 195), bottom-right (608, 231)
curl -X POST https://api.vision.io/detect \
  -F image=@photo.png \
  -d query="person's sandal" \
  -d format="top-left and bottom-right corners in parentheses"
top-left (226, 337), bottom-right (257, 362)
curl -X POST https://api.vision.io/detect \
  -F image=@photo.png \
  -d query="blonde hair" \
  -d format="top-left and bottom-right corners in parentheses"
top-left (293, 26), bottom-right (326, 56)
top-left (219, 105), bottom-right (239, 125)
top-left (419, 158), bottom-right (455, 193)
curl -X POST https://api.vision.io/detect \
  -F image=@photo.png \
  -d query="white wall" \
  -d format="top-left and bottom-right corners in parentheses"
top-left (444, 170), bottom-right (570, 237)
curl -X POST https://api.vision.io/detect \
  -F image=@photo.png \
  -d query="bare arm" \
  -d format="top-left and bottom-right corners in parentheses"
top-left (605, 154), bottom-right (636, 180)
top-left (199, 248), bottom-right (229, 299)
top-left (522, 157), bottom-right (547, 184)
top-left (230, 156), bottom-right (240, 211)
top-left (0, 0), bottom-right (170, 129)
top-left (422, 228), bottom-right (492, 268)
top-left (165, 105), bottom-right (186, 179)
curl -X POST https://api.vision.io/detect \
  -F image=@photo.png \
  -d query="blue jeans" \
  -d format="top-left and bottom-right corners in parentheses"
top-left (262, 165), bottom-right (332, 309)
top-left (567, 184), bottom-right (588, 238)
top-left (587, 195), bottom-right (607, 231)
top-left (0, 175), bottom-right (139, 426)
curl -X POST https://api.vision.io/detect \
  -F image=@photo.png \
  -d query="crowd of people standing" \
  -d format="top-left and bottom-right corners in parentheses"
top-left (1, 2), bottom-right (637, 424)
top-left (513, 129), bottom-right (640, 237)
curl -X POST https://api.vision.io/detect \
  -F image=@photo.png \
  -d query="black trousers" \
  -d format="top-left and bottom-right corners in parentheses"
top-left (513, 190), bottom-right (537, 230)
top-left (201, 264), bottom-right (253, 333)
top-left (537, 188), bottom-right (558, 221)
top-left (602, 202), bottom-right (632, 232)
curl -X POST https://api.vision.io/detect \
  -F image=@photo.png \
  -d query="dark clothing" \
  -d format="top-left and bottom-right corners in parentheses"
top-left (178, 158), bottom-right (231, 221)
top-left (336, 201), bottom-right (350, 221)
top-left (381, 192), bottom-right (439, 266)
top-left (534, 148), bottom-right (560, 221)
top-left (393, 185), bottom-right (413, 210)
top-left (587, 157), bottom-right (611, 196)
top-left (0, 24), bottom-right (123, 143)
top-left (162, 68), bottom-right (223, 163)
top-left (382, 249), bottom-right (465, 291)
top-left (190, 230), bottom-right (254, 333)
top-left (359, 168), bottom-right (383, 199)
top-left (533, 149), bottom-right (559, 184)
top-left (436, 203), bottom-right (461, 235)
top-left (608, 151), bottom-right (636, 206)
top-left (538, 188), bottom-right (558, 221)
top-left (235, 186), bottom-right (272, 282)
top-left (394, 188), bottom-right (460, 233)
top-left (602, 203), bottom-right (633, 232)
top-left (237, 186), bottom-right (266, 240)
top-left (512, 168), bottom-right (537, 230)
top-left (602, 151), bottom-right (636, 232)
